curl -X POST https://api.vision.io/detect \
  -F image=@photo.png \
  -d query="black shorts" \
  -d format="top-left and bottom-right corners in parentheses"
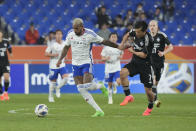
top-left (0, 65), bottom-right (10, 77)
top-left (124, 61), bottom-right (153, 88)
top-left (152, 62), bottom-right (164, 81)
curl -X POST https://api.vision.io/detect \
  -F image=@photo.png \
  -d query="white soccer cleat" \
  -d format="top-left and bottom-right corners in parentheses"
top-left (155, 100), bottom-right (161, 108)
top-left (48, 97), bottom-right (55, 102)
top-left (113, 85), bottom-right (117, 94)
top-left (56, 87), bottom-right (61, 98)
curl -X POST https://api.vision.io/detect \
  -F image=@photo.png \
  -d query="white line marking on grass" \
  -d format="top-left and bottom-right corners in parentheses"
top-left (8, 108), bottom-right (25, 114)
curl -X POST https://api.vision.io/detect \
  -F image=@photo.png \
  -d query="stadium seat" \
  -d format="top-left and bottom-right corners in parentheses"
top-left (0, 0), bottom-right (195, 45)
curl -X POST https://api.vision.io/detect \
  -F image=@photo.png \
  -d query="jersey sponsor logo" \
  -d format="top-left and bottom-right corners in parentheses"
top-left (157, 37), bottom-right (160, 42)
top-left (31, 73), bottom-right (75, 86)
top-left (31, 73), bottom-right (48, 85)
top-left (140, 42), bottom-right (144, 46)
top-left (133, 43), bottom-right (142, 50)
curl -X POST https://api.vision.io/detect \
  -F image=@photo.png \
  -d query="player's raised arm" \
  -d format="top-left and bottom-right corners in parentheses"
top-left (56, 45), bottom-right (70, 67)
top-left (120, 32), bottom-right (129, 45)
top-left (100, 40), bottom-right (125, 50)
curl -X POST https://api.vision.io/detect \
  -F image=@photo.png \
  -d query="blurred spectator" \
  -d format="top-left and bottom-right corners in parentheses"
top-left (154, 7), bottom-right (164, 21)
top-left (123, 22), bottom-right (133, 35)
top-left (0, 0), bottom-right (4, 4)
top-left (44, 31), bottom-right (55, 46)
top-left (95, 6), bottom-right (112, 29)
top-left (25, 22), bottom-right (39, 45)
top-left (97, 23), bottom-right (111, 40)
top-left (124, 9), bottom-right (134, 26)
top-left (139, 13), bottom-right (147, 21)
top-left (112, 14), bottom-right (124, 28)
top-left (133, 12), bottom-right (140, 22)
top-left (136, 3), bottom-right (144, 16)
top-left (162, 0), bottom-right (175, 21)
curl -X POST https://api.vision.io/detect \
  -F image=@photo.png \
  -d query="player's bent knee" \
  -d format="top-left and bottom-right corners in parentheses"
top-left (120, 69), bottom-right (128, 79)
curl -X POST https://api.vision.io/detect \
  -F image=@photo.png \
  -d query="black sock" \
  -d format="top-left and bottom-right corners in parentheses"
top-left (4, 81), bottom-right (9, 92)
top-left (152, 86), bottom-right (157, 101)
top-left (123, 86), bottom-right (130, 96)
top-left (0, 84), bottom-right (3, 94)
top-left (148, 101), bottom-right (154, 109)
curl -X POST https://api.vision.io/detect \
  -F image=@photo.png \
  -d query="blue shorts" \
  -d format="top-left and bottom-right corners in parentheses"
top-left (49, 67), bottom-right (67, 80)
top-left (105, 71), bottom-right (120, 82)
top-left (72, 64), bottom-right (93, 77)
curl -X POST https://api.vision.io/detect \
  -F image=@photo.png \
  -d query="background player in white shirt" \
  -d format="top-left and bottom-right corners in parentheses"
top-left (57, 18), bottom-right (124, 117)
top-left (101, 32), bottom-right (123, 104)
top-left (45, 29), bottom-right (69, 102)
top-left (46, 31), bottom-right (55, 47)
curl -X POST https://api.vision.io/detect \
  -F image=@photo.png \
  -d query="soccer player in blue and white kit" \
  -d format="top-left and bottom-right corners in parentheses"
top-left (57, 18), bottom-right (123, 117)
top-left (45, 29), bottom-right (69, 102)
top-left (101, 32), bottom-right (123, 104)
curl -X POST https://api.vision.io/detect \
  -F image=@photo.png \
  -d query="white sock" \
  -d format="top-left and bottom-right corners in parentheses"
top-left (49, 82), bottom-right (56, 98)
top-left (77, 84), bottom-right (103, 112)
top-left (108, 87), bottom-right (112, 100)
top-left (83, 82), bottom-right (102, 91)
top-left (57, 77), bottom-right (68, 89)
top-left (112, 82), bottom-right (118, 87)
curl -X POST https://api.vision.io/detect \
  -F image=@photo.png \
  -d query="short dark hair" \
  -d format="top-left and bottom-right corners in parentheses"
top-left (55, 29), bottom-right (63, 34)
top-left (156, 7), bottom-right (161, 10)
top-left (109, 32), bottom-right (118, 39)
top-left (49, 31), bottom-right (55, 35)
top-left (134, 21), bottom-right (148, 32)
top-left (30, 22), bottom-right (34, 26)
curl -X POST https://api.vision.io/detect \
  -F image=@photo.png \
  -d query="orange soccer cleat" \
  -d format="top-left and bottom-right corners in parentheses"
top-left (120, 95), bottom-right (134, 106)
top-left (3, 92), bottom-right (10, 101)
top-left (142, 108), bottom-right (153, 116)
top-left (0, 95), bottom-right (4, 101)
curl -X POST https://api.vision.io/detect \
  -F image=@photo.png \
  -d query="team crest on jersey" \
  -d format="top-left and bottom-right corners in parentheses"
top-left (140, 42), bottom-right (144, 46)
top-left (157, 37), bottom-right (160, 42)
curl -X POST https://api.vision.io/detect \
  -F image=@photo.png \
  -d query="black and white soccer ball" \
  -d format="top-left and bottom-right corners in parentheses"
top-left (35, 104), bottom-right (48, 117)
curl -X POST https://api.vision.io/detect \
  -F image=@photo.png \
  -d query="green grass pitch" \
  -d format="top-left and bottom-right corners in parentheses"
top-left (0, 94), bottom-right (196, 131)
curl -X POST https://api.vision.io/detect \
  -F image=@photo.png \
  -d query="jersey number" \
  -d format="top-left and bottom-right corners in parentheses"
top-left (0, 52), bottom-right (4, 56)
top-left (149, 74), bottom-right (152, 84)
top-left (152, 48), bottom-right (156, 53)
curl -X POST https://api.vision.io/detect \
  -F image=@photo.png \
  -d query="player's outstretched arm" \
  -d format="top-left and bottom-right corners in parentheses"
top-left (100, 40), bottom-right (124, 50)
top-left (56, 45), bottom-right (70, 67)
top-left (120, 32), bottom-right (129, 45)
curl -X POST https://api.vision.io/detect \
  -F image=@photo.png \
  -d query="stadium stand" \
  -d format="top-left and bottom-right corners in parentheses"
top-left (0, 0), bottom-right (195, 45)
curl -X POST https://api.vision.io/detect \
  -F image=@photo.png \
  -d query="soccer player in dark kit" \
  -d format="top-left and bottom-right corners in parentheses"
top-left (0, 30), bottom-right (12, 101)
top-left (120, 21), bottom-right (155, 116)
top-left (149, 20), bottom-right (173, 107)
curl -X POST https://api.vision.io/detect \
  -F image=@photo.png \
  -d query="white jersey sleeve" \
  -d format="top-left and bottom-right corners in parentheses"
top-left (45, 45), bottom-right (52, 53)
top-left (88, 30), bottom-right (104, 43)
top-left (101, 47), bottom-right (107, 57)
top-left (64, 32), bottom-right (72, 46)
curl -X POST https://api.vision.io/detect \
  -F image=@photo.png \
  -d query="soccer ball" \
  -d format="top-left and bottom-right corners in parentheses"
top-left (158, 63), bottom-right (193, 93)
top-left (35, 104), bottom-right (48, 117)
